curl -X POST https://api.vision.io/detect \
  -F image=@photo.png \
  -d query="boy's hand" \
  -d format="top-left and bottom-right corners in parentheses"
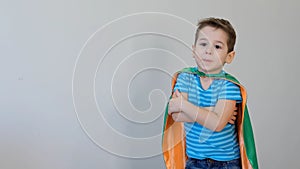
top-left (168, 90), bottom-right (185, 115)
top-left (228, 107), bottom-right (238, 124)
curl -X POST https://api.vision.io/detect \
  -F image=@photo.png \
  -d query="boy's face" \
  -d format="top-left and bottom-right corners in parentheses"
top-left (192, 26), bottom-right (235, 74)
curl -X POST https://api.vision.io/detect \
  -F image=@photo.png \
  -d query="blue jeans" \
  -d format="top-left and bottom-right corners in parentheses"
top-left (185, 158), bottom-right (241, 169)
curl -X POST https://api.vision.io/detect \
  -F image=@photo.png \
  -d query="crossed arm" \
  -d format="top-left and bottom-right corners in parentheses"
top-left (168, 90), bottom-right (238, 132)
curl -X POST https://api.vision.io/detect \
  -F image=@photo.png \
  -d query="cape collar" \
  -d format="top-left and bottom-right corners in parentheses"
top-left (179, 67), bottom-right (227, 78)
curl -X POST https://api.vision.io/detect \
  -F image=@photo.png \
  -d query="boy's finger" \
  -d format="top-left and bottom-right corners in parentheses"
top-left (175, 90), bottom-right (181, 97)
top-left (229, 119), bottom-right (235, 124)
top-left (233, 111), bottom-right (238, 116)
top-left (231, 115), bottom-right (236, 121)
top-left (172, 89), bottom-right (178, 97)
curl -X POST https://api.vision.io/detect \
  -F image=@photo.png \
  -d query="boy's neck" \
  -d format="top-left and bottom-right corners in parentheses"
top-left (200, 76), bottom-right (213, 90)
top-left (197, 67), bottom-right (224, 75)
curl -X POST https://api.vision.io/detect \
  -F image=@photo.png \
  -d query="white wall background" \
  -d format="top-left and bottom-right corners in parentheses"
top-left (1, 0), bottom-right (300, 168)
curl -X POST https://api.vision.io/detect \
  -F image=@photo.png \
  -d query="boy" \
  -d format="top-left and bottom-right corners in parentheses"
top-left (162, 18), bottom-right (258, 169)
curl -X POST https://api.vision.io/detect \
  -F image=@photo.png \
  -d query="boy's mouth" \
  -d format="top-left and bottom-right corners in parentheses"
top-left (202, 59), bottom-right (213, 63)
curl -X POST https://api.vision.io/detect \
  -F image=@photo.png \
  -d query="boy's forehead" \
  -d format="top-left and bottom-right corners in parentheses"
top-left (197, 26), bottom-right (228, 43)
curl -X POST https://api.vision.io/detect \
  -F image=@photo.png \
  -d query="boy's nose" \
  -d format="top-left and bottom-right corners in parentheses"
top-left (205, 46), bottom-right (213, 55)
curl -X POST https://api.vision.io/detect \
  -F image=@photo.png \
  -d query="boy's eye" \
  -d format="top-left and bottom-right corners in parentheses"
top-left (215, 45), bottom-right (222, 49)
top-left (199, 43), bottom-right (207, 46)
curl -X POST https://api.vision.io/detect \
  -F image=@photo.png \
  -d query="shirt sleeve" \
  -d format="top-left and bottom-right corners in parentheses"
top-left (173, 73), bottom-right (190, 93)
top-left (218, 80), bottom-right (242, 103)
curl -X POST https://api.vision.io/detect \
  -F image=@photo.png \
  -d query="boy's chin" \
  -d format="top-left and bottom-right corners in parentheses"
top-left (197, 67), bottom-right (208, 73)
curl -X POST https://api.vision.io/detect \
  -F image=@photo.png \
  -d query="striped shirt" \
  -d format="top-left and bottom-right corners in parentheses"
top-left (173, 69), bottom-right (242, 161)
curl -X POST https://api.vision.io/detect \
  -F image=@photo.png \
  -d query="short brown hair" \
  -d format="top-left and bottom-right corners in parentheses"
top-left (195, 17), bottom-right (236, 52)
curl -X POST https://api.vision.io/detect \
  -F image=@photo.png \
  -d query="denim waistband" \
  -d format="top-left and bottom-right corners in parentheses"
top-left (188, 157), bottom-right (241, 166)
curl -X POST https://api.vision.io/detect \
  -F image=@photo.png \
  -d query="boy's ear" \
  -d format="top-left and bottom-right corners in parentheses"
top-left (225, 51), bottom-right (235, 64)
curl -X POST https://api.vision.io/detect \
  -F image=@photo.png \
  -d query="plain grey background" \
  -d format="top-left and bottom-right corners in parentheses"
top-left (1, 0), bottom-right (300, 168)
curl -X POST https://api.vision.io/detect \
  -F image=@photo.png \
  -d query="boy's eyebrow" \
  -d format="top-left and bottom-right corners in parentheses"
top-left (215, 40), bottom-right (225, 45)
top-left (198, 38), bottom-right (225, 45)
top-left (198, 38), bottom-right (208, 41)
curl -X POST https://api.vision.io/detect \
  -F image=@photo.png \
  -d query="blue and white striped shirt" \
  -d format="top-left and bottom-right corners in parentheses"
top-left (174, 69), bottom-right (242, 161)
